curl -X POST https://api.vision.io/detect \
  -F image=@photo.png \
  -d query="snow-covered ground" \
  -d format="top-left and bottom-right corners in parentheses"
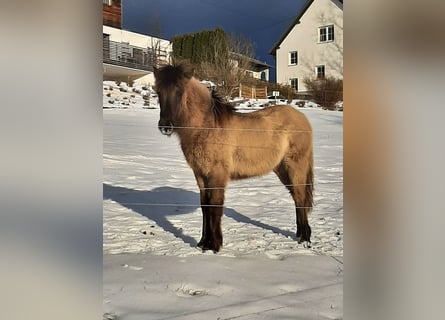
top-left (103, 82), bottom-right (343, 319)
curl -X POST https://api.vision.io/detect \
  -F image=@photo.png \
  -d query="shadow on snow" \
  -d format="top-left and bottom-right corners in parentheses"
top-left (103, 183), bottom-right (295, 249)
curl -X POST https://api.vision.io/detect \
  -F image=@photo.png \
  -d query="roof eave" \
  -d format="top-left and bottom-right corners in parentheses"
top-left (269, 21), bottom-right (301, 56)
top-left (268, 0), bottom-right (314, 56)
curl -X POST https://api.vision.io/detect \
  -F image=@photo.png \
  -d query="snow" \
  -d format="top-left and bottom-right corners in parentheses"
top-left (103, 82), bottom-right (343, 319)
top-left (200, 80), bottom-right (216, 89)
top-left (103, 254), bottom-right (342, 320)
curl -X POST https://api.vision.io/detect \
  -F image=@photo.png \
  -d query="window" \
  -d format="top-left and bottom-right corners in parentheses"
top-left (103, 0), bottom-right (112, 5)
top-left (290, 78), bottom-right (298, 92)
top-left (319, 25), bottom-right (334, 43)
top-left (316, 65), bottom-right (325, 79)
top-left (289, 51), bottom-right (298, 65)
top-left (260, 71), bottom-right (266, 81)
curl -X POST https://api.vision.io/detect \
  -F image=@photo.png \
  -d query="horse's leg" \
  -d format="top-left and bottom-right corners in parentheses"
top-left (274, 160), bottom-right (313, 246)
top-left (198, 173), bottom-right (227, 253)
top-left (294, 185), bottom-right (312, 245)
top-left (194, 174), bottom-right (208, 248)
top-left (292, 163), bottom-right (313, 246)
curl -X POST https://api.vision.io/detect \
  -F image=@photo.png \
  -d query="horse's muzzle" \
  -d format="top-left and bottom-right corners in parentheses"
top-left (158, 121), bottom-right (174, 136)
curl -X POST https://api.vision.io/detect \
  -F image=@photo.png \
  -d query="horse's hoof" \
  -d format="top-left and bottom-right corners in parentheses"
top-left (303, 241), bottom-right (311, 248)
top-left (296, 235), bottom-right (311, 248)
top-left (197, 241), bottom-right (220, 253)
top-left (297, 238), bottom-right (312, 248)
top-left (200, 245), bottom-right (220, 253)
top-left (197, 241), bottom-right (212, 251)
top-left (296, 226), bottom-right (311, 244)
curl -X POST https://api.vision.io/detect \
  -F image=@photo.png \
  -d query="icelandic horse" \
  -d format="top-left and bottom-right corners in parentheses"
top-left (153, 63), bottom-right (313, 252)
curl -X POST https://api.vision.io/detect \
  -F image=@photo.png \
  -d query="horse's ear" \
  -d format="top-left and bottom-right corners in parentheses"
top-left (182, 64), bottom-right (195, 80)
top-left (153, 66), bottom-right (159, 78)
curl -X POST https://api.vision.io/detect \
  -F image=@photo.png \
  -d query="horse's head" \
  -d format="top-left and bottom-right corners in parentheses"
top-left (153, 64), bottom-right (194, 136)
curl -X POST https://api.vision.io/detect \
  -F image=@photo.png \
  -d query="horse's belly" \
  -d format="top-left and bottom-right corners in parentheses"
top-left (230, 146), bottom-right (284, 180)
top-left (182, 135), bottom-right (287, 180)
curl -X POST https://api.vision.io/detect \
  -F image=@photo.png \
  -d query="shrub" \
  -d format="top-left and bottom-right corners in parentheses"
top-left (303, 77), bottom-right (343, 110)
top-left (265, 82), bottom-right (297, 99)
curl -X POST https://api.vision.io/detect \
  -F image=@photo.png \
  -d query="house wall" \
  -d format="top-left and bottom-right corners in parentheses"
top-left (276, 0), bottom-right (343, 92)
top-left (103, 0), bottom-right (122, 29)
top-left (244, 69), bottom-right (269, 81)
top-left (251, 69), bottom-right (269, 81)
top-left (228, 58), bottom-right (270, 82)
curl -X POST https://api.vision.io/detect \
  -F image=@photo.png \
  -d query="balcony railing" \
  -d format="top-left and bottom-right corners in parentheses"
top-left (103, 39), bottom-right (168, 72)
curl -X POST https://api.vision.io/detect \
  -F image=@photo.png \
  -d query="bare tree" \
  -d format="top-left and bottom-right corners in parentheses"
top-left (145, 13), bottom-right (168, 68)
top-left (196, 32), bottom-right (257, 98)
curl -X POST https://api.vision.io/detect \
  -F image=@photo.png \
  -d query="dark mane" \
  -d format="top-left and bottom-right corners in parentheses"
top-left (210, 90), bottom-right (236, 125)
top-left (154, 63), bottom-right (194, 91)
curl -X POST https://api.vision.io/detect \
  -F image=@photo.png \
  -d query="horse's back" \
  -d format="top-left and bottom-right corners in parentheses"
top-left (244, 105), bottom-right (312, 134)
top-left (255, 105), bottom-right (313, 160)
top-left (216, 105), bottom-right (312, 180)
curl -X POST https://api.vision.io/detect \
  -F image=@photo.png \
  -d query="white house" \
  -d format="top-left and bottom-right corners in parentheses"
top-left (102, 0), bottom-right (172, 86)
top-left (230, 52), bottom-right (272, 82)
top-left (103, 26), bottom-right (172, 86)
top-left (270, 0), bottom-right (343, 93)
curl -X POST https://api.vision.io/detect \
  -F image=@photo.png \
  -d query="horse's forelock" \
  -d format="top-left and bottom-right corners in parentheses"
top-left (154, 63), bottom-right (194, 90)
top-left (155, 64), bottom-right (195, 130)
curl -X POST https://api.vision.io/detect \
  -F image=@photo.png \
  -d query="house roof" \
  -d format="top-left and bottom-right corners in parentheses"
top-left (269, 0), bottom-right (343, 56)
top-left (230, 52), bottom-right (274, 71)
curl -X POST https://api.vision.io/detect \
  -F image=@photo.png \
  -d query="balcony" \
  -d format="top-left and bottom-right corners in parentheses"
top-left (103, 39), bottom-right (167, 72)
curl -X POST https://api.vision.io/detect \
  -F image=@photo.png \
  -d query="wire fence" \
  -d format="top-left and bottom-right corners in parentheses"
top-left (104, 111), bottom-right (343, 214)
top-left (103, 180), bottom-right (343, 212)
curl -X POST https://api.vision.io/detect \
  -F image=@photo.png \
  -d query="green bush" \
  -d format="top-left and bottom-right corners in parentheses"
top-left (171, 28), bottom-right (229, 65)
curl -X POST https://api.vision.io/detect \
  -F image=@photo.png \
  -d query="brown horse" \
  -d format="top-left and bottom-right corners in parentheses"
top-left (153, 63), bottom-right (313, 253)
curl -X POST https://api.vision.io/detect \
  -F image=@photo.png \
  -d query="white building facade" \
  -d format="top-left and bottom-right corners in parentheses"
top-left (270, 0), bottom-right (343, 93)
top-left (103, 26), bottom-right (172, 86)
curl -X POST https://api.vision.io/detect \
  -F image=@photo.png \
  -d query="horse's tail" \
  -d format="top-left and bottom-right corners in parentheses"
top-left (305, 157), bottom-right (314, 212)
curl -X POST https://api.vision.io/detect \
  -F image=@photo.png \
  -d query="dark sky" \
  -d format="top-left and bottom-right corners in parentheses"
top-left (122, 0), bottom-right (307, 82)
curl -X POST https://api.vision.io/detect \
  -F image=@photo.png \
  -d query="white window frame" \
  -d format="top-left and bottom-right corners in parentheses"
top-left (289, 51), bottom-right (298, 65)
top-left (318, 25), bottom-right (334, 43)
top-left (103, 0), bottom-right (112, 6)
top-left (316, 65), bottom-right (326, 79)
top-left (289, 78), bottom-right (298, 92)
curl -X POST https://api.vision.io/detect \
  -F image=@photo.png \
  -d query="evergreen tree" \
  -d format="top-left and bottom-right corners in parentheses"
top-left (171, 28), bottom-right (229, 64)
top-left (171, 35), bottom-right (184, 59)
